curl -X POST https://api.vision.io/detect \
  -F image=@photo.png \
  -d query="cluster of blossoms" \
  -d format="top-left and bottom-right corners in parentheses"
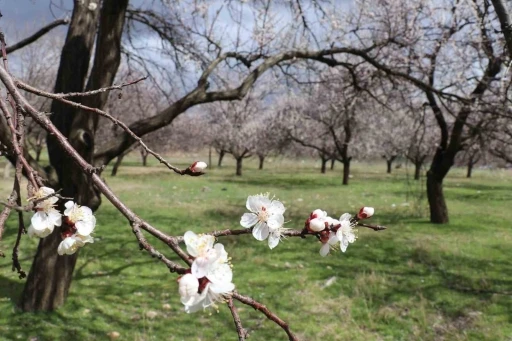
top-left (239, 193), bottom-right (375, 256)
top-left (305, 207), bottom-right (374, 256)
top-left (240, 193), bottom-right (287, 249)
top-left (178, 231), bottom-right (235, 313)
top-left (27, 187), bottom-right (96, 255)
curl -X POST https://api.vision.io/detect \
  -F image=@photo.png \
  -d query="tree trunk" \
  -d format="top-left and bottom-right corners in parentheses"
top-left (342, 159), bottom-right (351, 185)
top-left (21, 0), bottom-right (128, 312)
top-left (208, 145), bottom-right (212, 169)
top-left (236, 157), bottom-right (243, 176)
top-left (111, 154), bottom-right (125, 176)
top-left (330, 158), bottom-right (335, 170)
top-left (414, 162), bottom-right (422, 180)
top-left (218, 150), bottom-right (225, 167)
top-left (426, 171), bottom-right (449, 223)
top-left (466, 161), bottom-right (473, 178)
top-left (142, 153), bottom-right (148, 166)
top-left (258, 155), bottom-right (265, 170)
top-left (387, 160), bottom-right (393, 174)
top-left (320, 157), bottom-right (328, 174)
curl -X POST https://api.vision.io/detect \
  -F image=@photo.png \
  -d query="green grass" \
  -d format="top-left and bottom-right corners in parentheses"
top-left (0, 153), bottom-right (511, 341)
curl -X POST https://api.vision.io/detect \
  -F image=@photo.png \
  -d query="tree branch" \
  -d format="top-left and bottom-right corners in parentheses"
top-left (5, 19), bottom-right (70, 54)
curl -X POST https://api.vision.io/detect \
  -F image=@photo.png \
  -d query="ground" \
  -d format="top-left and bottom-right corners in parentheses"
top-left (0, 154), bottom-right (511, 341)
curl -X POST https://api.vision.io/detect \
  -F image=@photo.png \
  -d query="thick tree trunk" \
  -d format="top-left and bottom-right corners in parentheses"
top-left (320, 158), bottom-right (328, 174)
top-left (236, 157), bottom-right (243, 176)
top-left (467, 161), bottom-right (473, 178)
top-left (342, 159), bottom-right (351, 185)
top-left (111, 154), bottom-right (125, 176)
top-left (330, 158), bottom-right (335, 170)
top-left (218, 150), bottom-right (225, 167)
top-left (258, 155), bottom-right (265, 170)
top-left (387, 160), bottom-right (393, 174)
top-left (21, 0), bottom-right (127, 312)
top-left (426, 171), bottom-right (449, 223)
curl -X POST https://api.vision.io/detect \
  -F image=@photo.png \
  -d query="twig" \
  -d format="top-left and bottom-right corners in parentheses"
top-left (38, 77), bottom-right (147, 98)
top-left (227, 297), bottom-right (248, 341)
top-left (16, 80), bottom-right (196, 176)
top-left (5, 19), bottom-right (69, 54)
top-left (233, 292), bottom-right (298, 341)
top-left (131, 222), bottom-right (187, 274)
top-left (357, 223), bottom-right (387, 231)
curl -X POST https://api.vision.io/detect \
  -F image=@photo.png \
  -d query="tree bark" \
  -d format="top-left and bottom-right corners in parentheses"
top-left (236, 157), bottom-right (243, 176)
top-left (330, 158), bottom-right (335, 170)
top-left (258, 155), bottom-right (265, 170)
top-left (342, 158), bottom-right (351, 185)
top-left (426, 170), bottom-right (449, 223)
top-left (320, 157), bottom-right (328, 174)
top-left (21, 0), bottom-right (127, 312)
top-left (387, 160), bottom-right (393, 174)
top-left (218, 150), bottom-right (225, 167)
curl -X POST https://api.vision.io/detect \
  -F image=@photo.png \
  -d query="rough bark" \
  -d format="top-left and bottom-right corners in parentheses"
top-left (426, 170), bottom-right (448, 223)
top-left (21, 0), bottom-right (127, 312)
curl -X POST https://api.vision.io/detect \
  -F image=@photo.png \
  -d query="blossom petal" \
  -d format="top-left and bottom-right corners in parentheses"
top-left (207, 262), bottom-right (233, 284)
top-left (31, 212), bottom-right (48, 231)
top-left (340, 238), bottom-right (349, 252)
top-left (240, 213), bottom-right (258, 228)
top-left (64, 201), bottom-right (75, 215)
top-left (339, 213), bottom-right (351, 222)
top-left (267, 214), bottom-right (284, 232)
top-left (319, 243), bottom-right (330, 257)
top-left (246, 194), bottom-right (269, 213)
top-left (210, 281), bottom-right (235, 294)
top-left (269, 200), bottom-right (285, 215)
top-left (268, 233), bottom-right (280, 249)
top-left (252, 221), bottom-right (269, 241)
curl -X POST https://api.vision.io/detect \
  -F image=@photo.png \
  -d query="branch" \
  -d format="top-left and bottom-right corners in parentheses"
top-left (5, 19), bottom-right (70, 54)
top-left (233, 292), bottom-right (298, 341)
top-left (227, 298), bottom-right (248, 341)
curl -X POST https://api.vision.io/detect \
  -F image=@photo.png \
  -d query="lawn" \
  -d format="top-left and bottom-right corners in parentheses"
top-left (0, 154), bottom-right (511, 341)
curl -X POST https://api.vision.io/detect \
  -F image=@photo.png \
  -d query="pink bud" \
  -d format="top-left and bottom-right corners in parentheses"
top-left (190, 161), bottom-right (207, 173)
top-left (357, 207), bottom-right (374, 219)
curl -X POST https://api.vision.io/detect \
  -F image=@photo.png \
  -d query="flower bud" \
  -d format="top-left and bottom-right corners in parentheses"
top-left (357, 207), bottom-right (374, 220)
top-left (190, 161), bottom-right (207, 173)
top-left (179, 274), bottom-right (200, 298)
top-left (309, 217), bottom-right (327, 232)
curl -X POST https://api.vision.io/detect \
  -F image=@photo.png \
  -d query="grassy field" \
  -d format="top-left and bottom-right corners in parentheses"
top-left (0, 153), bottom-right (511, 341)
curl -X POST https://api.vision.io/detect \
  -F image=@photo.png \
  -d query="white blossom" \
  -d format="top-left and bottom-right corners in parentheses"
top-left (180, 233), bottom-right (235, 313)
top-left (319, 231), bottom-right (339, 257)
top-left (240, 194), bottom-right (285, 243)
top-left (57, 234), bottom-right (94, 255)
top-left (64, 201), bottom-right (96, 236)
top-left (28, 187), bottom-right (62, 238)
top-left (336, 213), bottom-right (357, 252)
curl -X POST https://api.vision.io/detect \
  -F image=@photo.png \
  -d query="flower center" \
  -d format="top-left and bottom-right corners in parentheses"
top-left (257, 206), bottom-right (269, 222)
top-left (68, 207), bottom-right (84, 224)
